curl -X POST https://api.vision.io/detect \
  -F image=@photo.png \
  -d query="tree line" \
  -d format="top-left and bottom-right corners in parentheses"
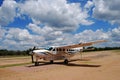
top-left (0, 49), bottom-right (30, 56)
top-left (83, 47), bottom-right (120, 52)
top-left (0, 47), bottom-right (120, 56)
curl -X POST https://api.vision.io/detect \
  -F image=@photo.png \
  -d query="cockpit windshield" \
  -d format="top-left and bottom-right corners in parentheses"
top-left (45, 47), bottom-right (53, 51)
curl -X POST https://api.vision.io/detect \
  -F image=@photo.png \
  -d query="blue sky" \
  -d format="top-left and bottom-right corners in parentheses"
top-left (0, 0), bottom-right (120, 50)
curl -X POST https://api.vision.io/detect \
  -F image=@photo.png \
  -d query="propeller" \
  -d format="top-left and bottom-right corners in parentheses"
top-left (29, 46), bottom-right (36, 63)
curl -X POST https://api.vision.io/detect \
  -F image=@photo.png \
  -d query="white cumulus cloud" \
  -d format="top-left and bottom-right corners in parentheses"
top-left (0, 0), bottom-right (17, 26)
top-left (19, 0), bottom-right (94, 32)
top-left (93, 0), bottom-right (120, 24)
top-left (0, 26), bottom-right (6, 39)
top-left (6, 28), bottom-right (32, 41)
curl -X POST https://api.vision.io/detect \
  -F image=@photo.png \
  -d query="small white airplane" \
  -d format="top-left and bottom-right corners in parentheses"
top-left (29, 40), bottom-right (106, 66)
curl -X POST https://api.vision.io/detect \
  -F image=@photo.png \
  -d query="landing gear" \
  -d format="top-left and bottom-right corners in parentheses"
top-left (50, 60), bottom-right (54, 64)
top-left (64, 59), bottom-right (68, 64)
top-left (35, 62), bottom-right (39, 66)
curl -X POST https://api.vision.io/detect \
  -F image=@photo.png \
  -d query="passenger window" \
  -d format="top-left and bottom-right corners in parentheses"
top-left (53, 48), bottom-right (55, 51)
top-left (59, 48), bottom-right (61, 51)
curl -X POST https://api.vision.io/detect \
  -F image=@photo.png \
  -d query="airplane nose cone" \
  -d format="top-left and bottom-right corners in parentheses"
top-left (29, 51), bottom-right (34, 63)
top-left (29, 51), bottom-right (33, 55)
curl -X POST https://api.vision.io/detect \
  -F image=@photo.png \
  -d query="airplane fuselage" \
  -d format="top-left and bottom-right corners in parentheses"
top-left (31, 47), bottom-right (83, 64)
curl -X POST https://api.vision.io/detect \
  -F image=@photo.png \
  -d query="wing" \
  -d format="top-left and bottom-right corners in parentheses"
top-left (58, 40), bottom-right (107, 49)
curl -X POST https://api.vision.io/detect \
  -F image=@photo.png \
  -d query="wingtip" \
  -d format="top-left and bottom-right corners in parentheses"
top-left (101, 40), bottom-right (107, 42)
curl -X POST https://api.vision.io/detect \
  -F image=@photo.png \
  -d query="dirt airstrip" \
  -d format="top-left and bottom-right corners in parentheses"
top-left (0, 50), bottom-right (120, 80)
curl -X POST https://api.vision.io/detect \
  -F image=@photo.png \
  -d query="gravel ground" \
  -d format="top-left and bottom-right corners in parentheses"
top-left (0, 50), bottom-right (120, 80)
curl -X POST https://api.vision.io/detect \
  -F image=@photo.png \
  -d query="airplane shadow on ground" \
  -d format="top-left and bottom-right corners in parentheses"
top-left (27, 59), bottom-right (101, 68)
top-left (65, 63), bottom-right (101, 67)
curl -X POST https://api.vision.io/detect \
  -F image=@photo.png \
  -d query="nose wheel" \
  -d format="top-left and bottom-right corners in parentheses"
top-left (35, 62), bottom-right (39, 66)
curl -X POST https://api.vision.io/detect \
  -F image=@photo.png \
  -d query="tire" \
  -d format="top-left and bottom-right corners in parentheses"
top-left (35, 62), bottom-right (39, 66)
top-left (64, 59), bottom-right (68, 64)
top-left (50, 60), bottom-right (54, 64)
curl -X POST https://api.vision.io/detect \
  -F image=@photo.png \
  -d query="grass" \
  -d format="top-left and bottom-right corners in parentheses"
top-left (0, 55), bottom-right (30, 58)
top-left (111, 50), bottom-right (120, 55)
top-left (0, 56), bottom-right (30, 61)
top-left (0, 62), bottom-right (32, 68)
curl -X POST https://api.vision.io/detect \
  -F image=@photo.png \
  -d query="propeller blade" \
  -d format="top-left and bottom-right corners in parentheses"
top-left (31, 54), bottom-right (34, 63)
top-left (29, 46), bottom-right (36, 63)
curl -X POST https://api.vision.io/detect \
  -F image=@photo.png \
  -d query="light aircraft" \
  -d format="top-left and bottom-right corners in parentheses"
top-left (29, 40), bottom-right (106, 66)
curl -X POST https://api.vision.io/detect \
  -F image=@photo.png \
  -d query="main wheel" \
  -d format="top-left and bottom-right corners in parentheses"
top-left (50, 60), bottom-right (54, 64)
top-left (64, 59), bottom-right (68, 64)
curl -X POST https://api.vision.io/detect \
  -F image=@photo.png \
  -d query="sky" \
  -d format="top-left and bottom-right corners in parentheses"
top-left (0, 0), bottom-right (120, 50)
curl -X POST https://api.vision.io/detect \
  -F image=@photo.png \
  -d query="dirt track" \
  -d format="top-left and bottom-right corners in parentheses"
top-left (0, 50), bottom-right (120, 80)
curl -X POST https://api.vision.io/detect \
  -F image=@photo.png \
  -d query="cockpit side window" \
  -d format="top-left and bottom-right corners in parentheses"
top-left (45, 47), bottom-right (53, 51)
top-left (53, 48), bottom-right (55, 51)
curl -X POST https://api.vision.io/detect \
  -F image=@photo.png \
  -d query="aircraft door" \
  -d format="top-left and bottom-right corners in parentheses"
top-left (52, 48), bottom-right (57, 54)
